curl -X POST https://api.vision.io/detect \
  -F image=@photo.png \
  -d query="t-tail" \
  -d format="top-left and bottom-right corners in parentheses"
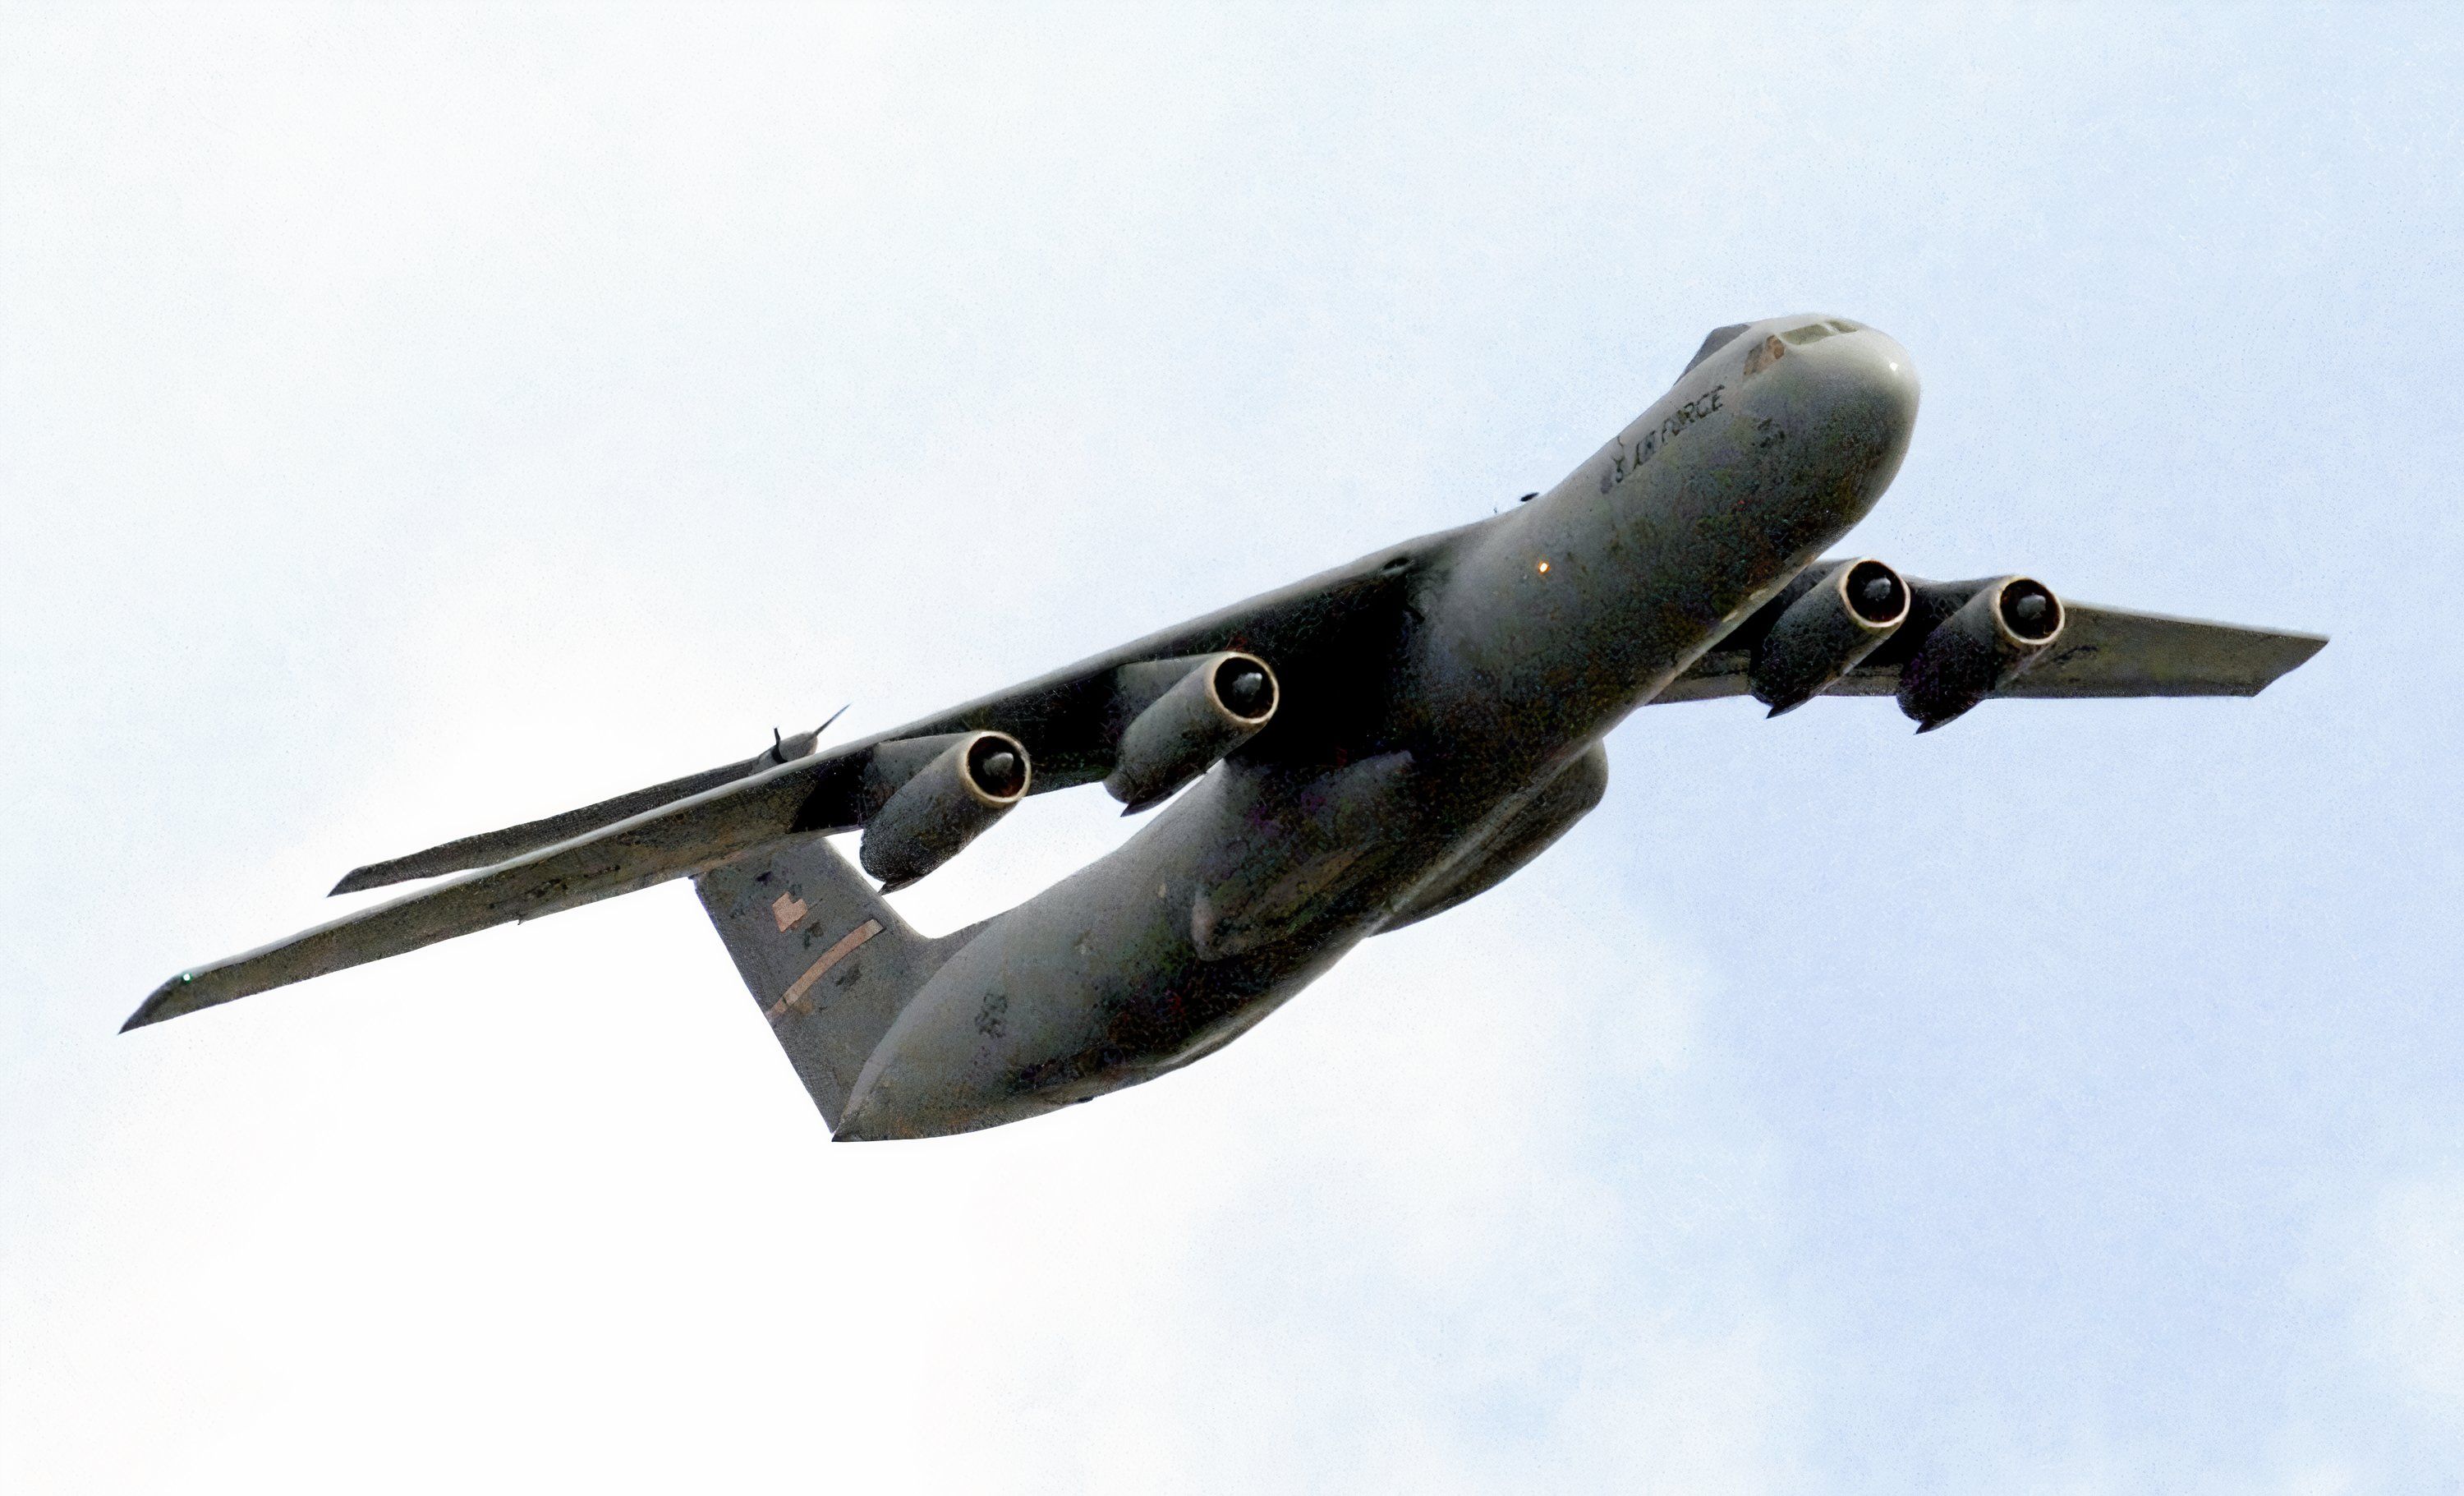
top-left (693, 833), bottom-right (958, 1131)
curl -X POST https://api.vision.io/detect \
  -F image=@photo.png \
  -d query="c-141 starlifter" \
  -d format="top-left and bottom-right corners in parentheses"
top-left (126, 315), bottom-right (2325, 1141)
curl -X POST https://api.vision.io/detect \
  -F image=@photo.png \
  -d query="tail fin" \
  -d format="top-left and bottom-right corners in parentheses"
top-left (694, 833), bottom-right (949, 1129)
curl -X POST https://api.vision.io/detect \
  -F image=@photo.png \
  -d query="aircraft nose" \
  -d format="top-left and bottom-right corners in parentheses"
top-left (1754, 318), bottom-right (1919, 509)
top-left (1813, 322), bottom-right (1920, 479)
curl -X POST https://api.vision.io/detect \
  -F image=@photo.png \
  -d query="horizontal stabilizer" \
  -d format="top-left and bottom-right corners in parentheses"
top-left (329, 723), bottom-right (832, 895)
top-left (125, 747), bottom-right (869, 1032)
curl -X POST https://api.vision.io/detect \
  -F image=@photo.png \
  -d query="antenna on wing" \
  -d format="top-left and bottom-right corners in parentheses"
top-left (772, 703), bottom-right (851, 763)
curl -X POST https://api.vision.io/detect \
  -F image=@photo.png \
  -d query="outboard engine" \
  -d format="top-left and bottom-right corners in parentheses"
top-left (1105, 651), bottom-right (1279, 812)
top-left (1896, 576), bottom-right (2065, 730)
top-left (1751, 558), bottom-right (1911, 715)
top-left (859, 730), bottom-right (1031, 888)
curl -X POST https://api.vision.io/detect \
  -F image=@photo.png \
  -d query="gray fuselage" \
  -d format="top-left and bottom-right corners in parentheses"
top-left (834, 316), bottom-right (1921, 1139)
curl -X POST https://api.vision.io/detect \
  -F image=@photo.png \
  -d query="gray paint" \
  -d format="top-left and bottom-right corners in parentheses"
top-left (122, 315), bottom-right (2325, 1144)
top-left (695, 835), bottom-right (957, 1128)
top-left (1105, 652), bottom-right (1278, 812)
top-left (327, 722), bottom-right (830, 894)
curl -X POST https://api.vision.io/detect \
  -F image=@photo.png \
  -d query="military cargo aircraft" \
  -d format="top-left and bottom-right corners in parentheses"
top-left (125, 315), bottom-right (2325, 1140)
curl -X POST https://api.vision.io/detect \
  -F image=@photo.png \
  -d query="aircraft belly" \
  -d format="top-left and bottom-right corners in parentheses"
top-left (1383, 742), bottom-right (1608, 932)
top-left (833, 762), bottom-right (1441, 1140)
top-left (1188, 750), bottom-right (1421, 960)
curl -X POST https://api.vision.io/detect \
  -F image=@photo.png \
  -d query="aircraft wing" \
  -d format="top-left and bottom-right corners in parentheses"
top-left (327, 723), bottom-right (837, 894)
top-left (125, 748), bottom-right (866, 1029)
top-left (827, 525), bottom-right (1469, 789)
top-left (329, 522), bottom-right (1464, 896)
top-left (125, 526), bottom-right (1470, 1030)
top-left (1654, 585), bottom-right (2327, 706)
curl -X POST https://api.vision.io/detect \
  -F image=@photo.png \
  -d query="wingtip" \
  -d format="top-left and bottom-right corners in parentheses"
top-left (121, 981), bottom-right (181, 1033)
top-left (2247, 632), bottom-right (2330, 695)
top-left (123, 956), bottom-right (246, 1033)
top-left (329, 868), bottom-right (379, 897)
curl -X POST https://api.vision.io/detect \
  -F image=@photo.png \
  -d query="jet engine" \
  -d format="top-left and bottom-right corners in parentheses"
top-left (1896, 576), bottom-right (2065, 730)
top-left (859, 730), bottom-right (1032, 888)
top-left (1105, 651), bottom-right (1279, 812)
top-left (1750, 558), bottom-right (1911, 715)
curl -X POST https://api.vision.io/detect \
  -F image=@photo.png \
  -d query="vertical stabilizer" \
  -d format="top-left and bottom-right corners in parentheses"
top-left (694, 834), bottom-right (947, 1129)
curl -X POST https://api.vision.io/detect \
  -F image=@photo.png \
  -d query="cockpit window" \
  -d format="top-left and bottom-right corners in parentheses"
top-left (1780, 319), bottom-right (1864, 346)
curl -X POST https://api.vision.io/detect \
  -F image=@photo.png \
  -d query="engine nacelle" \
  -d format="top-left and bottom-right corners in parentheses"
top-left (1750, 558), bottom-right (1910, 715)
top-left (1896, 576), bottom-right (2065, 730)
top-left (859, 730), bottom-right (1031, 888)
top-left (1104, 651), bottom-right (1279, 812)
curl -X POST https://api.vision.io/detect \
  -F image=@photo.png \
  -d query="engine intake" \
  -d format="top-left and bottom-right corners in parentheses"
top-left (1896, 575), bottom-right (2065, 730)
top-left (1106, 651), bottom-right (1279, 812)
top-left (1751, 557), bottom-right (1910, 715)
top-left (859, 730), bottom-right (1031, 888)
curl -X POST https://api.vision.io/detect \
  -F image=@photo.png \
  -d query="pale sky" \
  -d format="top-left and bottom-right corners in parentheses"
top-left (5, 7), bottom-right (2462, 1492)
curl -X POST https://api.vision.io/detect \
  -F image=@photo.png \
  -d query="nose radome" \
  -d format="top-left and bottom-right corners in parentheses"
top-left (1848, 325), bottom-right (1918, 422)
top-left (1859, 328), bottom-right (1919, 429)
top-left (1798, 320), bottom-right (1919, 490)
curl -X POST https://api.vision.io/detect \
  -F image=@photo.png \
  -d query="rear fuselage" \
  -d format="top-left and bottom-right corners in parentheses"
top-left (834, 316), bottom-right (1920, 1139)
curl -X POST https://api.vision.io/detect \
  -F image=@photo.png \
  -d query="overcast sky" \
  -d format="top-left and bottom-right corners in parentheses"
top-left (5, 6), bottom-right (2462, 1492)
